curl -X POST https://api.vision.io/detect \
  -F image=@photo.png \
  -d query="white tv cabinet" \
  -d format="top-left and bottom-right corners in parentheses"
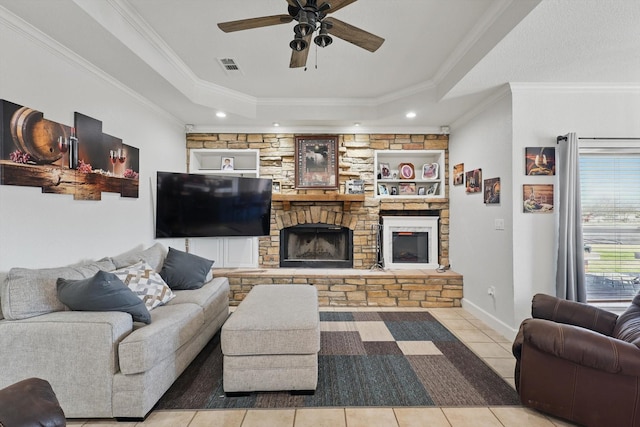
top-left (188, 149), bottom-right (261, 268)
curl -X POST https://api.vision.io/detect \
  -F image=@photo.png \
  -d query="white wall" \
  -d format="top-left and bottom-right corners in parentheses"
top-left (449, 91), bottom-right (515, 338)
top-left (0, 14), bottom-right (187, 272)
top-left (510, 84), bottom-right (640, 324)
top-left (451, 84), bottom-right (640, 339)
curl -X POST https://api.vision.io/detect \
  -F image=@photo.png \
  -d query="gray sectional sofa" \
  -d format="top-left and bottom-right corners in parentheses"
top-left (0, 243), bottom-right (229, 419)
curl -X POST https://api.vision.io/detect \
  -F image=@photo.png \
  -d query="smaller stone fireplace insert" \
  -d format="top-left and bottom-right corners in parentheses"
top-left (280, 223), bottom-right (353, 268)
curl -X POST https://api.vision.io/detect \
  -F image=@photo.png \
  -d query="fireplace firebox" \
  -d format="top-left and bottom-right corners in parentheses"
top-left (381, 216), bottom-right (439, 269)
top-left (280, 224), bottom-right (353, 268)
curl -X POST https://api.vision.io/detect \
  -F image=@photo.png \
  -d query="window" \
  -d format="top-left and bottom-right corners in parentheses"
top-left (580, 142), bottom-right (640, 302)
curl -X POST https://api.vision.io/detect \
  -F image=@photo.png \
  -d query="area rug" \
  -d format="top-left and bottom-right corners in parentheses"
top-left (155, 311), bottom-right (520, 409)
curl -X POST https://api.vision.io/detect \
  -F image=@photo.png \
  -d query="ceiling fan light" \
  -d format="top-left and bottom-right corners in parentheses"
top-left (290, 35), bottom-right (308, 51)
top-left (314, 33), bottom-right (332, 47)
top-left (294, 11), bottom-right (314, 37)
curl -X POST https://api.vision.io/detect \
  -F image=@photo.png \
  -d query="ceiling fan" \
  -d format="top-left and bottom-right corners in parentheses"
top-left (217, 0), bottom-right (385, 68)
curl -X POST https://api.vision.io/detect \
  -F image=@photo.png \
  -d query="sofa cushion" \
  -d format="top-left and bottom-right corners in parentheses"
top-left (118, 303), bottom-right (203, 374)
top-left (113, 262), bottom-right (175, 311)
top-left (160, 247), bottom-right (214, 290)
top-left (111, 243), bottom-right (167, 272)
top-left (57, 270), bottom-right (151, 324)
top-left (167, 277), bottom-right (229, 324)
top-left (614, 293), bottom-right (640, 347)
top-left (1, 259), bottom-right (115, 321)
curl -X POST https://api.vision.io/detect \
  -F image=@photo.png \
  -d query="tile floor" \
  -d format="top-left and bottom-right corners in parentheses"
top-left (67, 307), bottom-right (579, 427)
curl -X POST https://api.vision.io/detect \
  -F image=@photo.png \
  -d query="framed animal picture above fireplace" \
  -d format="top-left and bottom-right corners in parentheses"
top-left (295, 135), bottom-right (338, 189)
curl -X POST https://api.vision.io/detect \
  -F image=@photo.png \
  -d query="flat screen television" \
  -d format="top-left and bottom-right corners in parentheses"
top-left (155, 171), bottom-right (272, 238)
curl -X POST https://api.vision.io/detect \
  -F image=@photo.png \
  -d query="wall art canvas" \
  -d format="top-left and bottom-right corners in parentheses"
top-left (453, 163), bottom-right (464, 185)
top-left (523, 184), bottom-right (554, 213)
top-left (484, 177), bottom-right (500, 204)
top-left (525, 147), bottom-right (555, 175)
top-left (465, 168), bottom-right (482, 193)
top-left (0, 100), bottom-right (139, 200)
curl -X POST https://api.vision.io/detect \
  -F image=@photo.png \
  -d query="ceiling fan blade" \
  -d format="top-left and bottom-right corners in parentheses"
top-left (325, 17), bottom-right (384, 52)
top-left (289, 34), bottom-right (313, 68)
top-left (218, 15), bottom-right (293, 33)
top-left (326, 0), bottom-right (358, 13)
top-left (286, 0), bottom-right (307, 8)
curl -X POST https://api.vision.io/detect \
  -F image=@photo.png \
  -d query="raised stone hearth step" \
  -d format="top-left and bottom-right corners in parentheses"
top-left (215, 268), bottom-right (463, 308)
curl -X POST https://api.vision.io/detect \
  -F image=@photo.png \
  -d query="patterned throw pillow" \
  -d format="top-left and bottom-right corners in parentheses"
top-left (114, 261), bottom-right (175, 310)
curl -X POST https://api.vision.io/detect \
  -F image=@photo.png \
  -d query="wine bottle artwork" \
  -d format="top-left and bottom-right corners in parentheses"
top-left (68, 127), bottom-right (78, 169)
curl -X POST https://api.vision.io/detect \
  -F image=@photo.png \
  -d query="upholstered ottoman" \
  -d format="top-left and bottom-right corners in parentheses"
top-left (221, 284), bottom-right (320, 394)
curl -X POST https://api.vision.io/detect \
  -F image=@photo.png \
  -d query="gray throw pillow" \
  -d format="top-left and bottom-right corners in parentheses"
top-left (160, 247), bottom-right (214, 290)
top-left (56, 270), bottom-right (151, 324)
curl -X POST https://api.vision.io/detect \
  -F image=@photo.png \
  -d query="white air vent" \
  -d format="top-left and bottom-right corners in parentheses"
top-left (217, 58), bottom-right (243, 75)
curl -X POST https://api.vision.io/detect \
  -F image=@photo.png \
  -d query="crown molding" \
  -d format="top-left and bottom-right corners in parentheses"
top-left (189, 125), bottom-right (445, 135)
top-left (450, 84), bottom-right (512, 130)
top-left (0, 5), bottom-right (183, 127)
top-left (72, 0), bottom-right (451, 119)
top-left (510, 82), bottom-right (640, 93)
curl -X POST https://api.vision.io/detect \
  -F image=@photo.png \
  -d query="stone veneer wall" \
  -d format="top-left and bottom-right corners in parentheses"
top-left (186, 133), bottom-right (449, 270)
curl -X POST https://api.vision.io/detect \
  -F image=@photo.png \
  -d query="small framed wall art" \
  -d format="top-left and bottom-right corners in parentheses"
top-left (484, 177), bottom-right (500, 204)
top-left (465, 168), bottom-right (482, 193)
top-left (295, 135), bottom-right (338, 189)
top-left (523, 184), bottom-right (554, 213)
top-left (453, 163), bottom-right (464, 185)
top-left (525, 147), bottom-right (555, 175)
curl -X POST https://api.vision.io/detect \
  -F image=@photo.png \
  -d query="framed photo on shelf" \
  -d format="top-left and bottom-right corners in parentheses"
top-left (379, 163), bottom-right (391, 178)
top-left (422, 162), bottom-right (439, 179)
top-left (295, 136), bottom-right (338, 189)
top-left (426, 182), bottom-right (439, 195)
top-left (346, 179), bottom-right (364, 194)
top-left (221, 157), bottom-right (234, 170)
top-left (399, 182), bottom-right (416, 195)
top-left (398, 163), bottom-right (415, 179)
top-left (378, 183), bottom-right (389, 195)
top-left (390, 186), bottom-right (398, 195)
top-left (418, 186), bottom-right (426, 195)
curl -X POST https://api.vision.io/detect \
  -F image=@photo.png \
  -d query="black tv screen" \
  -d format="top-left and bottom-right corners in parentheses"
top-left (155, 171), bottom-right (272, 238)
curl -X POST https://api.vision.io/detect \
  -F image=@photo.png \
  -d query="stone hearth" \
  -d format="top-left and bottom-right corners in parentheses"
top-left (215, 268), bottom-right (463, 308)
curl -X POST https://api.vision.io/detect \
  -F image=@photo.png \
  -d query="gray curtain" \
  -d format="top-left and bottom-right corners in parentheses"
top-left (556, 133), bottom-right (586, 301)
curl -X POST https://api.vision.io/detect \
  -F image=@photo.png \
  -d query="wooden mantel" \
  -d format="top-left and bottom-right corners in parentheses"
top-left (272, 193), bottom-right (365, 211)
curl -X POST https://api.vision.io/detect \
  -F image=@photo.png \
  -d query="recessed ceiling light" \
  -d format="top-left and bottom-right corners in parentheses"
top-left (406, 112), bottom-right (416, 119)
top-left (273, 122), bottom-right (280, 127)
top-left (354, 122), bottom-right (360, 127)
top-left (216, 111), bottom-right (227, 118)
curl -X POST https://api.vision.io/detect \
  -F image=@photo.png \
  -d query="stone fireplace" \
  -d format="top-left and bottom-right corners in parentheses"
top-left (280, 223), bottom-right (353, 268)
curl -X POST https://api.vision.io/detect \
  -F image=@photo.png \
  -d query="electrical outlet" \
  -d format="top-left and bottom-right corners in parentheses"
top-left (494, 219), bottom-right (505, 230)
top-left (487, 286), bottom-right (496, 296)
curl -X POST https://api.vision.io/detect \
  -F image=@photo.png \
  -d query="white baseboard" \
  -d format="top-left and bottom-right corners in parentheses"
top-left (461, 298), bottom-right (519, 342)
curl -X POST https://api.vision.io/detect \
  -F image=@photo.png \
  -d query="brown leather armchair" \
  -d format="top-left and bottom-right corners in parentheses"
top-left (0, 378), bottom-right (66, 427)
top-left (513, 293), bottom-right (640, 427)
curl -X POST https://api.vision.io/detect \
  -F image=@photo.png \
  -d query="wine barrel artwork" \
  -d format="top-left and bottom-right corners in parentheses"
top-left (9, 106), bottom-right (67, 164)
top-left (0, 99), bottom-right (139, 200)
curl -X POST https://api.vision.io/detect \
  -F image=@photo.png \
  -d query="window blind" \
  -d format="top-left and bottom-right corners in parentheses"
top-left (579, 145), bottom-right (640, 302)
